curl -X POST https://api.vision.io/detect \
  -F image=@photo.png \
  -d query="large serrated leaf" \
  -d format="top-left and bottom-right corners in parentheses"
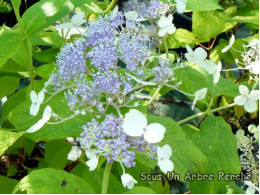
top-left (185, 0), bottom-right (223, 11)
top-left (0, 130), bottom-right (25, 156)
top-left (147, 115), bottom-right (207, 182)
top-left (186, 116), bottom-right (241, 194)
top-left (13, 168), bottom-right (95, 194)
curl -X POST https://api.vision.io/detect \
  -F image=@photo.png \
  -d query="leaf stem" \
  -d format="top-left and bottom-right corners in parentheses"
top-left (148, 86), bottom-right (162, 105)
top-left (177, 103), bottom-right (236, 125)
top-left (101, 162), bottom-right (113, 194)
top-left (104, 0), bottom-right (118, 13)
top-left (162, 37), bottom-right (169, 58)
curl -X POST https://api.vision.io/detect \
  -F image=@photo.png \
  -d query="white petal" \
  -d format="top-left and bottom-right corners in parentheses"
top-left (234, 95), bottom-right (247, 106)
top-left (158, 159), bottom-right (174, 174)
top-left (85, 149), bottom-right (96, 159)
top-left (67, 146), bottom-right (82, 161)
top-left (248, 124), bottom-right (257, 134)
top-left (249, 90), bottom-right (259, 101)
top-left (244, 100), bottom-right (257, 113)
top-left (26, 119), bottom-right (46, 133)
top-left (204, 60), bottom-right (216, 74)
top-left (213, 71), bottom-right (220, 83)
top-left (166, 14), bottom-right (173, 25)
top-left (121, 174), bottom-right (137, 189)
top-left (186, 44), bottom-right (193, 55)
top-left (221, 45), bottom-right (231, 53)
top-left (56, 23), bottom-right (73, 29)
top-left (42, 105), bottom-right (52, 122)
top-left (158, 16), bottom-right (167, 28)
top-left (30, 103), bottom-right (40, 116)
top-left (166, 24), bottom-right (176, 35)
top-left (122, 109), bottom-right (147, 137)
top-left (158, 28), bottom-right (167, 37)
top-left (229, 35), bottom-right (235, 47)
top-left (30, 90), bottom-right (38, 103)
top-left (38, 90), bottom-right (45, 104)
top-left (86, 156), bottom-right (98, 171)
top-left (176, 2), bottom-right (186, 13)
top-left (125, 11), bottom-right (138, 21)
top-left (71, 12), bottom-right (85, 26)
top-left (144, 123), bottom-right (166, 143)
top-left (191, 96), bottom-right (198, 111)
top-left (246, 186), bottom-right (255, 194)
top-left (194, 47), bottom-right (207, 61)
top-left (198, 60), bottom-right (210, 71)
top-left (157, 144), bottom-right (172, 159)
top-left (185, 53), bottom-right (195, 63)
top-left (239, 85), bottom-right (249, 96)
top-left (195, 88), bottom-right (207, 100)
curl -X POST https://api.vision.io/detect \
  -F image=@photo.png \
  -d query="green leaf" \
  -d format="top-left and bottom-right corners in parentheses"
top-left (0, 27), bottom-right (22, 67)
top-left (30, 30), bottom-right (63, 48)
top-left (9, 92), bottom-right (91, 141)
top-left (188, 116), bottom-right (241, 194)
top-left (0, 76), bottom-right (20, 99)
top-left (185, 0), bottom-right (223, 11)
top-left (0, 60), bottom-right (29, 78)
top-left (166, 28), bottom-right (197, 49)
top-left (192, 11), bottom-right (225, 42)
top-left (147, 115), bottom-right (207, 182)
top-left (21, 0), bottom-right (87, 35)
top-left (0, 130), bottom-right (25, 156)
top-left (220, 182), bottom-right (245, 194)
top-left (124, 187), bottom-right (156, 194)
top-left (36, 63), bottom-right (55, 78)
top-left (0, 175), bottom-right (18, 194)
top-left (44, 139), bottom-right (72, 169)
top-left (33, 48), bottom-right (60, 63)
top-left (13, 168), bottom-right (95, 194)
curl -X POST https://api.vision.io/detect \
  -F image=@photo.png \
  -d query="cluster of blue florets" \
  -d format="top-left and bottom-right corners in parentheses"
top-left (78, 114), bottom-right (157, 168)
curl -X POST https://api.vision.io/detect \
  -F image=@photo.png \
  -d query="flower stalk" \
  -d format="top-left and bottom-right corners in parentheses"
top-left (101, 162), bottom-right (113, 194)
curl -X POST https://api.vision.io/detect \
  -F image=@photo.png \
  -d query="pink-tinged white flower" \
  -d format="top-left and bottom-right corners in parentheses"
top-left (30, 90), bottom-right (45, 116)
top-left (26, 105), bottom-right (52, 133)
top-left (157, 144), bottom-right (174, 174)
top-left (222, 35), bottom-right (235, 53)
top-left (121, 173), bottom-right (137, 189)
top-left (122, 109), bottom-right (166, 143)
top-left (234, 85), bottom-right (259, 113)
top-left (158, 14), bottom-right (176, 37)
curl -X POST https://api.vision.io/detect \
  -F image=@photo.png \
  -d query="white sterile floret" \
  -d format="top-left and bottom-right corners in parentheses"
top-left (125, 11), bottom-right (147, 22)
top-left (158, 14), bottom-right (176, 37)
top-left (26, 105), bottom-right (52, 133)
top-left (57, 12), bottom-right (85, 29)
top-left (67, 146), bottom-right (82, 161)
top-left (247, 61), bottom-right (260, 75)
top-left (234, 85), bottom-right (259, 113)
top-left (175, 0), bottom-right (187, 14)
top-left (235, 129), bottom-right (249, 148)
top-left (248, 124), bottom-right (259, 140)
top-left (205, 60), bottom-right (222, 83)
top-left (191, 88), bottom-right (207, 110)
top-left (122, 109), bottom-right (166, 143)
top-left (157, 144), bottom-right (174, 174)
top-left (244, 181), bottom-right (259, 194)
top-left (121, 173), bottom-right (137, 189)
top-left (246, 39), bottom-right (259, 48)
top-left (221, 35), bottom-right (235, 53)
top-left (30, 90), bottom-right (45, 116)
top-left (185, 45), bottom-right (208, 69)
top-left (86, 156), bottom-right (99, 171)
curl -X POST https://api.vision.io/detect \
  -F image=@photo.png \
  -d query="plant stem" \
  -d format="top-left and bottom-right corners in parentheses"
top-left (177, 103), bottom-right (236, 125)
top-left (104, 0), bottom-right (118, 13)
top-left (101, 162), bottom-right (113, 194)
top-left (162, 37), bottom-right (169, 58)
top-left (148, 86), bottom-right (162, 105)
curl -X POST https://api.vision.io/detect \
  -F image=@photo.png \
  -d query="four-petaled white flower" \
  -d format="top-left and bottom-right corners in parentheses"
top-left (247, 61), bottom-right (259, 75)
top-left (122, 109), bottom-right (166, 143)
top-left (185, 45), bottom-right (208, 69)
top-left (86, 156), bottom-right (99, 171)
top-left (221, 35), bottom-right (235, 53)
top-left (57, 12), bottom-right (85, 29)
top-left (248, 124), bottom-right (259, 140)
top-left (121, 173), bottom-right (137, 189)
top-left (67, 146), bottom-right (82, 161)
top-left (191, 88), bottom-right (208, 110)
top-left (175, 0), bottom-right (187, 14)
top-left (30, 90), bottom-right (45, 116)
top-left (157, 144), bottom-right (174, 174)
top-left (26, 105), bottom-right (52, 133)
top-left (205, 60), bottom-right (222, 83)
top-left (234, 85), bottom-right (259, 113)
top-left (158, 14), bottom-right (176, 37)
top-left (244, 181), bottom-right (259, 194)
top-left (235, 129), bottom-right (249, 148)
